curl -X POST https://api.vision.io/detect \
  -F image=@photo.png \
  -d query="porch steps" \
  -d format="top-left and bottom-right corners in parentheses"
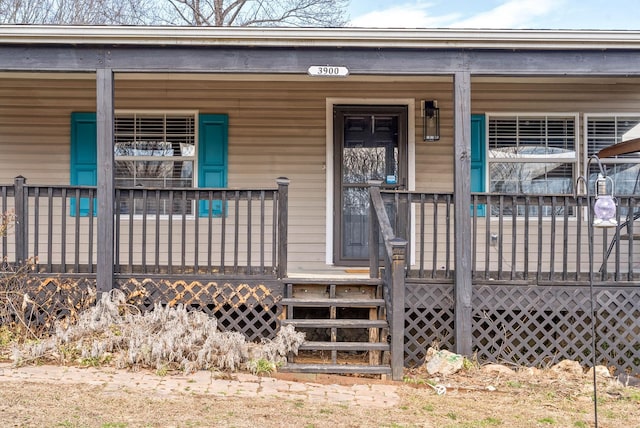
top-left (281, 319), bottom-right (387, 329)
top-left (282, 363), bottom-right (392, 375)
top-left (298, 341), bottom-right (389, 352)
top-left (280, 298), bottom-right (386, 308)
top-left (279, 279), bottom-right (391, 377)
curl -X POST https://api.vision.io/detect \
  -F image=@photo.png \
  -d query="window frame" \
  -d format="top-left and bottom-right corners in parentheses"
top-left (114, 109), bottom-right (200, 218)
top-left (583, 113), bottom-right (640, 196)
top-left (485, 112), bottom-right (580, 197)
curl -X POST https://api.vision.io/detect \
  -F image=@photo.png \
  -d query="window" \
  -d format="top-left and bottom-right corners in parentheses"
top-left (585, 114), bottom-right (640, 195)
top-left (114, 113), bottom-right (195, 188)
top-left (488, 114), bottom-right (578, 194)
top-left (486, 114), bottom-right (578, 216)
top-left (114, 112), bottom-right (196, 215)
top-left (70, 111), bottom-right (228, 217)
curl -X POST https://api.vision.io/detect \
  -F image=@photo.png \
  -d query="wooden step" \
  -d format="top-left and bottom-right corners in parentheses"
top-left (284, 278), bottom-right (381, 286)
top-left (280, 363), bottom-right (391, 375)
top-left (281, 319), bottom-right (387, 329)
top-left (281, 298), bottom-right (385, 308)
top-left (298, 341), bottom-right (389, 352)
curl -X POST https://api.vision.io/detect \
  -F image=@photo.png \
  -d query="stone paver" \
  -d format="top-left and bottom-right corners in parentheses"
top-left (0, 362), bottom-right (400, 407)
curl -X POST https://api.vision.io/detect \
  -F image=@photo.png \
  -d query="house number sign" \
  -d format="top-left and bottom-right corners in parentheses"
top-left (307, 65), bottom-right (349, 77)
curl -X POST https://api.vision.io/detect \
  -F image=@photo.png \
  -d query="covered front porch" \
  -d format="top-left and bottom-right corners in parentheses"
top-left (2, 26), bottom-right (640, 378)
top-left (2, 175), bottom-right (640, 377)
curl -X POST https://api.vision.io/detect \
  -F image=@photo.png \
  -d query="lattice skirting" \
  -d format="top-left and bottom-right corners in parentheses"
top-left (1, 274), bottom-right (97, 327)
top-left (8, 274), bottom-right (283, 343)
top-left (404, 282), bottom-right (455, 366)
top-left (14, 275), bottom-right (640, 374)
top-left (116, 277), bottom-right (284, 342)
top-left (405, 282), bottom-right (640, 374)
top-left (473, 285), bottom-right (640, 374)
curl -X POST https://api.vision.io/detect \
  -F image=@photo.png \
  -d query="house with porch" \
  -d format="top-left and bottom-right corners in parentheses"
top-left (1, 25), bottom-right (640, 380)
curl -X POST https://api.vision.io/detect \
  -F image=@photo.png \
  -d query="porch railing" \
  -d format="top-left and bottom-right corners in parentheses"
top-left (382, 190), bottom-right (640, 284)
top-left (368, 182), bottom-right (407, 381)
top-left (371, 187), bottom-right (640, 373)
top-left (1, 176), bottom-right (289, 278)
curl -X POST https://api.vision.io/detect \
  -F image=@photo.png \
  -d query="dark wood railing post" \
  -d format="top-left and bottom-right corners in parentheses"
top-left (14, 176), bottom-right (28, 265)
top-left (276, 177), bottom-right (290, 279)
top-left (453, 71), bottom-right (473, 356)
top-left (369, 180), bottom-right (383, 278)
top-left (96, 68), bottom-right (114, 295)
top-left (390, 237), bottom-right (407, 381)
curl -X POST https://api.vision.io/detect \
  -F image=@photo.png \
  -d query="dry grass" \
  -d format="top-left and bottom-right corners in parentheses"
top-left (1, 366), bottom-right (639, 428)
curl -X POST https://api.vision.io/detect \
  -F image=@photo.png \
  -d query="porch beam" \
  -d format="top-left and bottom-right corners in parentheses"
top-left (3, 46), bottom-right (640, 76)
top-left (453, 71), bottom-right (473, 356)
top-left (96, 68), bottom-right (115, 295)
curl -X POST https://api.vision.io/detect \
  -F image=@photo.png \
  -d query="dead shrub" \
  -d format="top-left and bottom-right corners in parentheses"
top-left (0, 260), bottom-right (96, 345)
top-left (11, 289), bottom-right (305, 374)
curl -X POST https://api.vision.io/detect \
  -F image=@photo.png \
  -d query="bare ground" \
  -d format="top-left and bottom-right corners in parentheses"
top-left (1, 363), bottom-right (639, 428)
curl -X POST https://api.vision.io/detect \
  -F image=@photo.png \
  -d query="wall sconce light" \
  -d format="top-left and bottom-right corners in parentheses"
top-left (593, 173), bottom-right (617, 227)
top-left (422, 100), bottom-right (440, 141)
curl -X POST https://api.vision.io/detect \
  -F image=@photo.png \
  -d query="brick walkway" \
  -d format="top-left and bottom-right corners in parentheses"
top-left (0, 363), bottom-right (400, 407)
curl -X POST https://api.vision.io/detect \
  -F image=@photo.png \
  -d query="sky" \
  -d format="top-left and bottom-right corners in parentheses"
top-left (348, 0), bottom-right (640, 30)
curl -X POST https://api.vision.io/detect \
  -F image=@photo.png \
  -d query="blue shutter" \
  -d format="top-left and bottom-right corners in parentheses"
top-left (471, 114), bottom-right (486, 217)
top-left (198, 114), bottom-right (228, 217)
top-left (70, 112), bottom-right (97, 216)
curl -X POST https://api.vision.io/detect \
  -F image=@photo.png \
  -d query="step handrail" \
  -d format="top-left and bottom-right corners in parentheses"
top-left (368, 181), bottom-right (407, 381)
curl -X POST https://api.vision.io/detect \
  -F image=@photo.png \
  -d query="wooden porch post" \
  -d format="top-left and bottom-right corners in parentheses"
top-left (96, 69), bottom-right (115, 295)
top-left (453, 71), bottom-right (473, 356)
top-left (390, 237), bottom-right (407, 381)
top-left (13, 176), bottom-right (28, 265)
top-left (276, 177), bottom-right (290, 279)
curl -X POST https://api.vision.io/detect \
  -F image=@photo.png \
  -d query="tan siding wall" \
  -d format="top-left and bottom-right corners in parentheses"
top-left (3, 75), bottom-right (640, 271)
top-left (0, 77), bottom-right (97, 183)
top-left (472, 79), bottom-right (640, 113)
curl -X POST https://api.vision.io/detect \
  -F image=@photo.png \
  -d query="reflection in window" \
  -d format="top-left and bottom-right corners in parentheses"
top-left (343, 147), bottom-right (398, 184)
top-left (586, 115), bottom-right (640, 196)
top-left (114, 113), bottom-right (196, 215)
top-left (488, 115), bottom-right (578, 216)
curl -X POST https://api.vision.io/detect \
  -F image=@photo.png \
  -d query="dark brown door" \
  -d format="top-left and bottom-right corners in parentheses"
top-left (334, 105), bottom-right (408, 265)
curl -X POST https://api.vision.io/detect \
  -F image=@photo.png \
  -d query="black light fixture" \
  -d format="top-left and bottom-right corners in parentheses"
top-left (422, 100), bottom-right (440, 141)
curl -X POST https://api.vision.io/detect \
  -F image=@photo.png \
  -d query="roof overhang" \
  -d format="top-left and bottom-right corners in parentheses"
top-left (2, 25), bottom-right (640, 50)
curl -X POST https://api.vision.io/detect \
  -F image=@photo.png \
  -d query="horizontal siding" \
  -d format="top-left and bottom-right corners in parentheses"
top-left (3, 75), bottom-right (640, 271)
top-left (0, 76), bottom-right (96, 184)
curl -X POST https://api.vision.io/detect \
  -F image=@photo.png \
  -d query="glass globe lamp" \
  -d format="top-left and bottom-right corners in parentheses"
top-left (593, 174), bottom-right (617, 228)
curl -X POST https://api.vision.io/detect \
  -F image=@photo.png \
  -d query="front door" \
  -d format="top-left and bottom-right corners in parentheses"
top-left (333, 105), bottom-right (408, 265)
